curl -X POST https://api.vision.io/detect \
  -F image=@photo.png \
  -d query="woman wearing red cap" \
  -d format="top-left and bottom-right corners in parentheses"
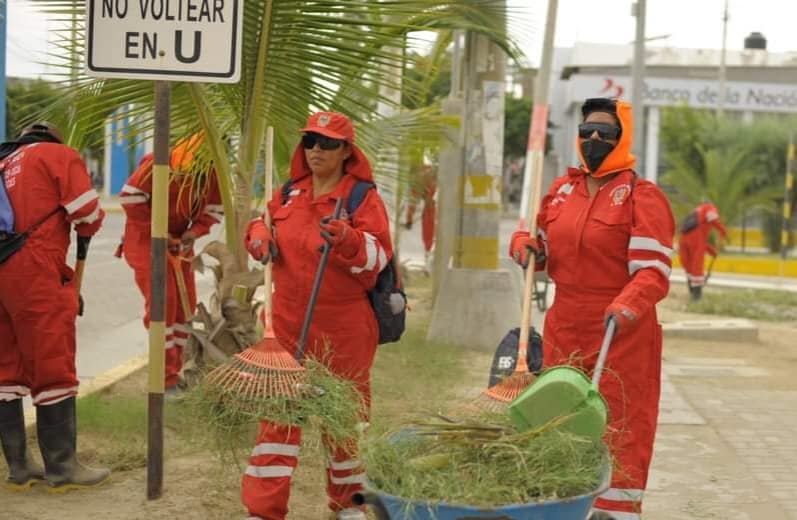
top-left (509, 98), bottom-right (674, 520)
top-left (242, 112), bottom-right (393, 520)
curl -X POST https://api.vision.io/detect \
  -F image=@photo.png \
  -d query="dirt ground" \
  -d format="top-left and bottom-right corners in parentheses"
top-left (2, 282), bottom-right (796, 519)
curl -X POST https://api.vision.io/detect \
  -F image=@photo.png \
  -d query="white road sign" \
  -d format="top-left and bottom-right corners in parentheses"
top-left (86, 0), bottom-right (242, 83)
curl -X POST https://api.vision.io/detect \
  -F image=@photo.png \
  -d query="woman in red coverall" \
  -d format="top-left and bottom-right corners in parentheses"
top-left (120, 134), bottom-right (223, 392)
top-left (510, 98), bottom-right (675, 520)
top-left (0, 122), bottom-right (109, 492)
top-left (677, 201), bottom-right (727, 300)
top-left (243, 112), bottom-right (393, 520)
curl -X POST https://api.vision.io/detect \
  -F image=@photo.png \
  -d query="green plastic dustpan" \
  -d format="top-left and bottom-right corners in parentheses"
top-left (508, 318), bottom-right (617, 440)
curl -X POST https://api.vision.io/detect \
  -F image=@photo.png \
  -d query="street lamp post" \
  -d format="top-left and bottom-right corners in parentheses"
top-left (717, 0), bottom-right (730, 117)
top-left (631, 0), bottom-right (646, 160)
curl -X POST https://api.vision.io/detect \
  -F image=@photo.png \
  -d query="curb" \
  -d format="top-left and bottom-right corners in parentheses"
top-left (24, 355), bottom-right (149, 428)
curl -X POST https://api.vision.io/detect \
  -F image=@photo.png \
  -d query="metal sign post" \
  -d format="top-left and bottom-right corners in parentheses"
top-left (85, 0), bottom-right (242, 500)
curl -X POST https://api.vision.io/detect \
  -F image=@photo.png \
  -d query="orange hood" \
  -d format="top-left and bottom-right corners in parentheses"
top-left (576, 99), bottom-right (636, 177)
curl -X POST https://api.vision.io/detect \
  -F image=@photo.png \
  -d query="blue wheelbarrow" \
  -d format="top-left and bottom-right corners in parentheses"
top-left (352, 459), bottom-right (611, 520)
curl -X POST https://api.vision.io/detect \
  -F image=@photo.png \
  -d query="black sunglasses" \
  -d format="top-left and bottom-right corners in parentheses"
top-left (302, 133), bottom-right (346, 151)
top-left (578, 122), bottom-right (621, 140)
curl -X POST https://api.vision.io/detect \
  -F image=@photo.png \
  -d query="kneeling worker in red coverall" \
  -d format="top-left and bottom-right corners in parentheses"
top-left (510, 98), bottom-right (675, 520)
top-left (120, 134), bottom-right (223, 392)
top-left (243, 112), bottom-right (393, 520)
top-left (677, 201), bottom-right (727, 300)
top-left (0, 122), bottom-right (109, 491)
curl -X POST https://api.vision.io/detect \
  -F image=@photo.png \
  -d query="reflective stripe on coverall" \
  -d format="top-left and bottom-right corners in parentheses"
top-left (0, 143), bottom-right (104, 406)
top-left (120, 152), bottom-right (222, 388)
top-left (678, 202), bottom-right (727, 288)
top-left (242, 155), bottom-right (392, 519)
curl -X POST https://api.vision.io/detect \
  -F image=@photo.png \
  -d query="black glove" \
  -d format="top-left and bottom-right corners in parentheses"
top-left (78, 295), bottom-right (85, 317)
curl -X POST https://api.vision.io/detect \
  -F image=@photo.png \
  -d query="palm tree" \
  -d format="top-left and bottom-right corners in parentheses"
top-left (30, 0), bottom-right (514, 263)
top-left (29, 0), bottom-right (517, 357)
top-left (662, 143), bottom-right (782, 232)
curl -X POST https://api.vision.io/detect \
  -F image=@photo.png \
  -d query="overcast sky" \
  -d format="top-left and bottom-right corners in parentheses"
top-left (5, 0), bottom-right (797, 78)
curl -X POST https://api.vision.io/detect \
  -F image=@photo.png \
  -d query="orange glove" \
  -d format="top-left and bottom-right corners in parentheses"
top-left (509, 230), bottom-right (543, 268)
top-left (245, 218), bottom-right (275, 264)
top-left (604, 303), bottom-right (638, 336)
top-left (320, 217), bottom-right (360, 258)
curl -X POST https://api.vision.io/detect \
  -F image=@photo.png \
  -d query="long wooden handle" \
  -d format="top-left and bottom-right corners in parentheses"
top-left (514, 133), bottom-right (547, 374)
top-left (170, 254), bottom-right (193, 320)
top-left (263, 126), bottom-right (274, 335)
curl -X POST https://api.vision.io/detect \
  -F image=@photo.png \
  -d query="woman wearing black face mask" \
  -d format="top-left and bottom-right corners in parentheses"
top-left (508, 98), bottom-right (675, 520)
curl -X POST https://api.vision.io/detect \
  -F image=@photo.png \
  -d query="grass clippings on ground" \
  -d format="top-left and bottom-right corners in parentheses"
top-left (685, 288), bottom-right (797, 321)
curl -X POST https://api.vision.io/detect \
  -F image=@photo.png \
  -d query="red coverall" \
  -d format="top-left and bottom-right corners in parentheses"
top-left (405, 165), bottom-right (437, 253)
top-left (0, 142), bottom-right (104, 406)
top-left (677, 202), bottom-right (727, 289)
top-left (512, 100), bottom-right (675, 519)
top-left (120, 152), bottom-right (222, 389)
top-left (241, 135), bottom-right (392, 519)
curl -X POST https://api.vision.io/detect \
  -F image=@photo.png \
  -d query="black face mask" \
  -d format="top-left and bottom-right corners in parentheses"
top-left (580, 139), bottom-right (615, 173)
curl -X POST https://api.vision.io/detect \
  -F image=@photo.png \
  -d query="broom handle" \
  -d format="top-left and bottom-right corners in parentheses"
top-left (591, 317), bottom-right (617, 387)
top-left (263, 127), bottom-right (274, 330)
top-left (295, 197), bottom-right (344, 360)
top-left (514, 138), bottom-right (546, 374)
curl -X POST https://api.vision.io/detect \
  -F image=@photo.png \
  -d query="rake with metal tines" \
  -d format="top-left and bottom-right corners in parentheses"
top-left (204, 128), bottom-right (342, 406)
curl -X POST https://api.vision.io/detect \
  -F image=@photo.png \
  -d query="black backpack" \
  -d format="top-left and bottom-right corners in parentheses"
top-left (281, 179), bottom-right (407, 344)
top-left (488, 327), bottom-right (544, 388)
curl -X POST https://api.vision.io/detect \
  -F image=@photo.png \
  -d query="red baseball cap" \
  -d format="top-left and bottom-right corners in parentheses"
top-left (300, 111), bottom-right (355, 142)
top-left (290, 111), bottom-right (373, 183)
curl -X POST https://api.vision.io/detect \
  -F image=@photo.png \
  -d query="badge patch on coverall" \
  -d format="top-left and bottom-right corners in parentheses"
top-left (609, 184), bottom-right (631, 206)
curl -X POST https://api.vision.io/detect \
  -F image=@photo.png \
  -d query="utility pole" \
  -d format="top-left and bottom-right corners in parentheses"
top-left (432, 31), bottom-right (465, 301)
top-left (429, 1), bottom-right (522, 351)
top-left (631, 0), bottom-right (646, 159)
top-left (717, 0), bottom-right (730, 117)
top-left (519, 0), bottom-right (558, 225)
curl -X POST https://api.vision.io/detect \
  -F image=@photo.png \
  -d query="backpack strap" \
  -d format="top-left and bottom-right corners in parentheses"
top-left (280, 180), bottom-right (295, 205)
top-left (347, 181), bottom-right (375, 216)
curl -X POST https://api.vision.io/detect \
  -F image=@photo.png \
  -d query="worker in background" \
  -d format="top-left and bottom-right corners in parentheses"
top-left (0, 122), bottom-right (109, 491)
top-left (404, 164), bottom-right (437, 266)
top-left (119, 134), bottom-right (223, 394)
top-left (509, 98), bottom-right (675, 520)
top-left (677, 201), bottom-right (727, 300)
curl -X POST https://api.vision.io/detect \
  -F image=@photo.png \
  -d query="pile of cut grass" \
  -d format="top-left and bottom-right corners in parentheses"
top-left (362, 413), bottom-right (606, 507)
top-left (181, 359), bottom-right (364, 465)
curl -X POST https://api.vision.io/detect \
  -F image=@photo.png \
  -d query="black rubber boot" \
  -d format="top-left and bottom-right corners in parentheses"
top-left (589, 512), bottom-right (617, 520)
top-left (0, 399), bottom-right (45, 490)
top-left (36, 397), bottom-right (110, 492)
top-left (690, 285), bottom-right (703, 301)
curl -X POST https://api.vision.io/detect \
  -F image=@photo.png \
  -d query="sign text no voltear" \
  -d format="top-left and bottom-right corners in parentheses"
top-left (86, 0), bottom-right (242, 83)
